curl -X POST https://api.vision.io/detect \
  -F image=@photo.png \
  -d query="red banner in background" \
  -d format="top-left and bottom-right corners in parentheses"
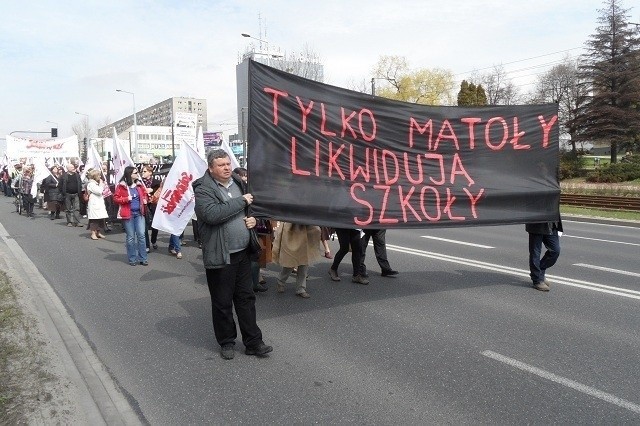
top-left (248, 60), bottom-right (560, 229)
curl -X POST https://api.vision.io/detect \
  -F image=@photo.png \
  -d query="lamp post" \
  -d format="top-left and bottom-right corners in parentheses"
top-left (116, 89), bottom-right (138, 162)
top-left (241, 33), bottom-right (267, 51)
top-left (75, 112), bottom-right (90, 162)
top-left (370, 77), bottom-right (388, 96)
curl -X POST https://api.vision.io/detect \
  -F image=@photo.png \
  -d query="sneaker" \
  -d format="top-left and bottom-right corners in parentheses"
top-left (67, 223), bottom-right (74, 227)
top-left (220, 344), bottom-right (235, 360)
top-left (543, 279), bottom-right (551, 288)
top-left (146, 247), bottom-right (150, 253)
top-left (381, 269), bottom-right (399, 277)
top-left (176, 252), bottom-right (183, 259)
top-left (169, 248), bottom-right (177, 255)
top-left (328, 269), bottom-right (341, 281)
top-left (296, 291), bottom-right (310, 299)
top-left (129, 262), bottom-right (137, 266)
top-left (352, 275), bottom-right (370, 285)
top-left (245, 342), bottom-right (273, 357)
top-left (533, 282), bottom-right (550, 292)
top-left (139, 261), bottom-right (149, 266)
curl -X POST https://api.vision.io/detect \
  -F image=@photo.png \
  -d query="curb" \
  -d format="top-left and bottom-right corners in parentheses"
top-left (0, 222), bottom-right (142, 425)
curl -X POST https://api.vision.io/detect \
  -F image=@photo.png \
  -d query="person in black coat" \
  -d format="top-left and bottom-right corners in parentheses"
top-left (525, 218), bottom-right (562, 292)
top-left (43, 165), bottom-right (64, 220)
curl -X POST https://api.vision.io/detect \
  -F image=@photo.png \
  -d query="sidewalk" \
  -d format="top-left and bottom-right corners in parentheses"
top-left (0, 221), bottom-right (142, 425)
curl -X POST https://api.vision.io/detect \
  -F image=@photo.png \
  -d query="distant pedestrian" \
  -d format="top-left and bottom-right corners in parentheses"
top-left (85, 169), bottom-right (109, 240)
top-left (526, 219), bottom-right (562, 292)
top-left (61, 163), bottom-right (83, 227)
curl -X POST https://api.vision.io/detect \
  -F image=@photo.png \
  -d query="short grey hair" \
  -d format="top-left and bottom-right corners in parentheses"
top-left (207, 149), bottom-right (229, 167)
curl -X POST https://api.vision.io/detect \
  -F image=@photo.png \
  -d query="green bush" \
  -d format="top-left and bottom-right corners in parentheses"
top-left (559, 151), bottom-right (585, 180)
top-left (586, 155), bottom-right (640, 182)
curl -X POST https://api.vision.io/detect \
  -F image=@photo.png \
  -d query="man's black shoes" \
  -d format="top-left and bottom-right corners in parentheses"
top-left (220, 344), bottom-right (235, 360)
top-left (245, 342), bottom-right (273, 357)
top-left (381, 269), bottom-right (399, 277)
top-left (253, 283), bottom-right (268, 292)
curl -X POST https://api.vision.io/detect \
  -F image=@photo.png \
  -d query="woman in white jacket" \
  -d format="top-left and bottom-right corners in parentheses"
top-left (86, 169), bottom-right (109, 240)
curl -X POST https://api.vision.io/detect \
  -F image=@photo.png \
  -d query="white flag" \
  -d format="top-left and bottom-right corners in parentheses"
top-left (85, 143), bottom-right (104, 180)
top-left (151, 142), bottom-right (207, 235)
top-left (112, 127), bottom-right (135, 183)
top-left (31, 159), bottom-right (51, 198)
top-left (195, 126), bottom-right (206, 161)
top-left (220, 138), bottom-right (240, 170)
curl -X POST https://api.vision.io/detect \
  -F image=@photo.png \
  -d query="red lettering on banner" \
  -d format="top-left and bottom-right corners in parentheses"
top-left (328, 142), bottom-right (346, 180)
top-left (463, 187), bottom-right (484, 218)
top-left (510, 117), bottom-right (529, 150)
top-left (359, 109), bottom-right (377, 142)
top-left (538, 115), bottom-right (558, 148)
top-left (443, 188), bottom-right (465, 221)
top-left (320, 103), bottom-right (337, 136)
top-left (341, 108), bottom-right (358, 139)
top-left (433, 119), bottom-right (460, 151)
top-left (264, 87), bottom-right (288, 125)
top-left (408, 117), bottom-right (433, 149)
top-left (291, 137), bottom-right (310, 176)
top-left (296, 97), bottom-right (314, 133)
top-left (450, 153), bottom-right (474, 186)
top-left (381, 150), bottom-right (399, 185)
top-left (374, 184), bottom-right (398, 224)
top-left (425, 153), bottom-right (445, 185)
top-left (349, 145), bottom-right (370, 182)
top-left (461, 117), bottom-right (481, 149)
top-left (403, 153), bottom-right (424, 185)
top-left (352, 183), bottom-right (373, 226)
top-left (485, 117), bottom-right (508, 150)
top-left (420, 186), bottom-right (441, 221)
top-left (161, 172), bottom-right (193, 215)
top-left (398, 185), bottom-right (422, 223)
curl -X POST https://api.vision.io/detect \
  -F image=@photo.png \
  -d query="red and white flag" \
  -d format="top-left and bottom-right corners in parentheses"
top-left (151, 141), bottom-right (207, 235)
top-left (112, 127), bottom-right (135, 183)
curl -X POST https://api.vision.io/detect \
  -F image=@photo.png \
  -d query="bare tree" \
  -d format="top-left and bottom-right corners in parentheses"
top-left (531, 56), bottom-right (588, 154)
top-left (476, 65), bottom-right (520, 105)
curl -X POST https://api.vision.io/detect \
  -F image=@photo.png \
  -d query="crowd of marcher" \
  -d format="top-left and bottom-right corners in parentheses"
top-left (3, 150), bottom-right (561, 361)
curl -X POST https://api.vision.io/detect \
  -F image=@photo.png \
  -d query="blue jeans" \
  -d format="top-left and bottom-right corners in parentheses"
top-left (528, 231), bottom-right (560, 284)
top-left (168, 234), bottom-right (182, 253)
top-left (123, 212), bottom-right (147, 264)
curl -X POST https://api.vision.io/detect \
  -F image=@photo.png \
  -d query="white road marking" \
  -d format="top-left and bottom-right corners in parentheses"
top-left (564, 235), bottom-right (640, 247)
top-left (482, 350), bottom-right (640, 414)
top-left (574, 263), bottom-right (640, 278)
top-left (386, 244), bottom-right (640, 300)
top-left (420, 236), bottom-right (494, 249)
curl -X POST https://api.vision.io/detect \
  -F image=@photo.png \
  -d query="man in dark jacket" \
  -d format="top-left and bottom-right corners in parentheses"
top-left (61, 163), bottom-right (83, 226)
top-left (193, 149), bottom-right (272, 360)
top-left (526, 219), bottom-right (562, 292)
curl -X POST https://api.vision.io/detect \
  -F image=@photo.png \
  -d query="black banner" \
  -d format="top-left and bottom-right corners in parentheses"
top-left (248, 60), bottom-right (560, 229)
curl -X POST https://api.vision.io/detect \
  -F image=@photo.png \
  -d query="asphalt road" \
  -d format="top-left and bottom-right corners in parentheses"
top-left (2, 198), bottom-right (639, 424)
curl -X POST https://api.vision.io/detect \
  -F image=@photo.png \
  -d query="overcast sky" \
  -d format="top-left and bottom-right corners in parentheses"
top-left (0, 0), bottom-right (630, 145)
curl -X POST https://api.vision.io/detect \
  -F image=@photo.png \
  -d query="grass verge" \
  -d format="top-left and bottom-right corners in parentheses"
top-left (0, 270), bottom-right (55, 424)
top-left (560, 206), bottom-right (640, 222)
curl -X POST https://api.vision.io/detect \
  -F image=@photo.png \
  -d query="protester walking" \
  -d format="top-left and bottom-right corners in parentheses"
top-left (273, 222), bottom-right (321, 298)
top-left (85, 169), bottom-right (109, 240)
top-left (526, 219), bottom-right (562, 292)
top-left (329, 228), bottom-right (369, 284)
top-left (360, 229), bottom-right (399, 278)
top-left (113, 166), bottom-right (149, 266)
top-left (61, 163), bottom-right (83, 227)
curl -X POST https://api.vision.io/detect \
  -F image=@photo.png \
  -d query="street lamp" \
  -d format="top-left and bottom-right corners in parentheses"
top-left (75, 112), bottom-right (90, 162)
top-left (370, 77), bottom-right (388, 96)
top-left (241, 33), bottom-right (267, 50)
top-left (116, 89), bottom-right (137, 162)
